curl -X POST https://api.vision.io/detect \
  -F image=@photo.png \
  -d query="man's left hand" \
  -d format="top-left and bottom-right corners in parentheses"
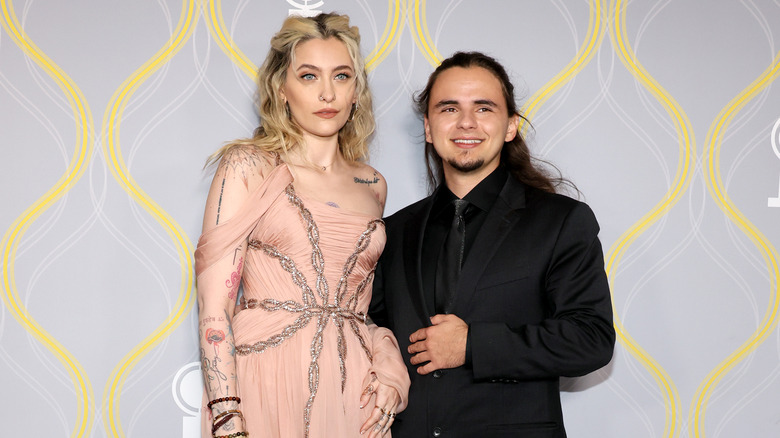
top-left (407, 314), bottom-right (468, 374)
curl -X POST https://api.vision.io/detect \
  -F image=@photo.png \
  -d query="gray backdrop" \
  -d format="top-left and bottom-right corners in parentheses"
top-left (2, 0), bottom-right (780, 437)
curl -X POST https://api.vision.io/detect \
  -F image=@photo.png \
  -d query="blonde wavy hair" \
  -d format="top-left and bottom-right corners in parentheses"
top-left (209, 13), bottom-right (375, 165)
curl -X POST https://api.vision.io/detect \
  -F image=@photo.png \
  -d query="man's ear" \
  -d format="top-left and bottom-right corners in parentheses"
top-left (424, 116), bottom-right (432, 143)
top-left (505, 114), bottom-right (520, 142)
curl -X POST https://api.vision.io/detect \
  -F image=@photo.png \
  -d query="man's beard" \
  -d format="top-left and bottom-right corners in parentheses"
top-left (446, 157), bottom-right (485, 173)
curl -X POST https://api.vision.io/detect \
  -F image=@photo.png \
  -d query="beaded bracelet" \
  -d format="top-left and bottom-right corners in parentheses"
top-left (214, 432), bottom-right (248, 438)
top-left (208, 396), bottom-right (241, 409)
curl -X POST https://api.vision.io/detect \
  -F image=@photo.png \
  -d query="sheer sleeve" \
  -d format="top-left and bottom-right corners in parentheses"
top-left (195, 164), bottom-right (293, 278)
top-left (364, 324), bottom-right (411, 412)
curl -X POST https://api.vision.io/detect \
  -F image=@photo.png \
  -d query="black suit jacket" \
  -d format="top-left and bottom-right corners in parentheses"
top-left (370, 175), bottom-right (615, 438)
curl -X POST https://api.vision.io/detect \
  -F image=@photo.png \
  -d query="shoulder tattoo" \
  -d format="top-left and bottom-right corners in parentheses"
top-left (354, 171), bottom-right (380, 186)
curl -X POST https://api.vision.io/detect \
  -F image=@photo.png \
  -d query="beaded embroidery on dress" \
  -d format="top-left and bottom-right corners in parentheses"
top-left (195, 163), bottom-right (405, 438)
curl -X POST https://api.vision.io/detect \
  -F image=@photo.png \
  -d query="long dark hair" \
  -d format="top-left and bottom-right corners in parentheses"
top-left (414, 51), bottom-right (573, 194)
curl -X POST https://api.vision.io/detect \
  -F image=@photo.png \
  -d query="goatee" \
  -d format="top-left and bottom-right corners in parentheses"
top-left (447, 158), bottom-right (484, 173)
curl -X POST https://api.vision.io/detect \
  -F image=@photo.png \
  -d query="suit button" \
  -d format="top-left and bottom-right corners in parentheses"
top-left (433, 370), bottom-right (443, 378)
top-left (432, 426), bottom-right (442, 437)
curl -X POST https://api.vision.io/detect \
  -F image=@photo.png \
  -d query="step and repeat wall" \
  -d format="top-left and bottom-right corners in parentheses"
top-left (2, 1), bottom-right (780, 436)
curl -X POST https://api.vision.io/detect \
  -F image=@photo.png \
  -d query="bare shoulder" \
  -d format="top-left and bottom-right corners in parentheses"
top-left (202, 145), bottom-right (276, 232)
top-left (350, 162), bottom-right (387, 210)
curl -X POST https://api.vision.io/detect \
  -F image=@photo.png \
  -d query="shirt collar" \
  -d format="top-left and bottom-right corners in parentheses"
top-left (463, 165), bottom-right (508, 213)
top-left (432, 165), bottom-right (508, 217)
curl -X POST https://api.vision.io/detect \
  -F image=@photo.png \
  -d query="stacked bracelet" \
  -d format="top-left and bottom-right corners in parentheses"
top-left (208, 396), bottom-right (244, 437)
top-left (212, 409), bottom-right (243, 434)
top-left (207, 396), bottom-right (241, 409)
top-left (213, 409), bottom-right (242, 423)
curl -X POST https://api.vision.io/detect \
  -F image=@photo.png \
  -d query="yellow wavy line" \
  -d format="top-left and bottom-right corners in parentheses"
top-left (365, 0), bottom-right (405, 72)
top-left (205, 0), bottom-right (403, 80)
top-left (410, 0), bottom-right (442, 66)
top-left (100, 1), bottom-right (199, 436)
top-left (520, 0), bottom-right (606, 133)
top-left (0, 1), bottom-right (95, 436)
top-left (204, 0), bottom-right (255, 77)
top-left (607, 0), bottom-right (697, 436)
top-left (691, 50), bottom-right (780, 438)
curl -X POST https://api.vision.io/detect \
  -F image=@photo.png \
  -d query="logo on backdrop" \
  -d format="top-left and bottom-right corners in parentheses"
top-left (287, 0), bottom-right (324, 17)
top-left (769, 116), bottom-right (780, 208)
top-left (173, 362), bottom-right (202, 437)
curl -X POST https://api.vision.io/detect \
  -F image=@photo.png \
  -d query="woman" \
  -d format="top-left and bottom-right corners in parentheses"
top-left (195, 13), bottom-right (409, 438)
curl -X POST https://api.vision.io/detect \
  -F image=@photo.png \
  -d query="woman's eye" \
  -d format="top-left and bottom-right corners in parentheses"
top-left (335, 73), bottom-right (350, 80)
top-left (301, 73), bottom-right (316, 80)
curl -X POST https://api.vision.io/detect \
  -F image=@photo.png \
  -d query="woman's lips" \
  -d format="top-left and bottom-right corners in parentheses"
top-left (314, 109), bottom-right (339, 119)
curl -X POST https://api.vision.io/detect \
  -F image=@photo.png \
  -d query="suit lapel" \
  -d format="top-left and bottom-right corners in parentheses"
top-left (453, 176), bottom-right (527, 315)
top-left (402, 193), bottom-right (437, 326)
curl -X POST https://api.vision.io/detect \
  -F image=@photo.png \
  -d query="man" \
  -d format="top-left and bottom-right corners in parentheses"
top-left (370, 52), bottom-right (615, 437)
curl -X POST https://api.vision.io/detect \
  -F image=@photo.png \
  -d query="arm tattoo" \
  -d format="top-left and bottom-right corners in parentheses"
top-left (225, 257), bottom-right (244, 300)
top-left (202, 328), bottom-right (229, 395)
top-left (224, 309), bottom-right (236, 356)
top-left (354, 171), bottom-right (379, 185)
top-left (232, 245), bottom-right (242, 264)
top-left (219, 147), bottom-right (266, 185)
top-left (214, 147), bottom-right (267, 225)
top-left (206, 328), bottom-right (226, 353)
top-left (201, 347), bottom-right (229, 395)
top-left (215, 177), bottom-right (226, 225)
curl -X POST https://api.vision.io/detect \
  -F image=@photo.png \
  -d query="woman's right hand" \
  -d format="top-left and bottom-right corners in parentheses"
top-left (359, 373), bottom-right (401, 436)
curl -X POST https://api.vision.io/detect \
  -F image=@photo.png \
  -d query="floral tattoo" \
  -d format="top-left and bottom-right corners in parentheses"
top-left (225, 257), bottom-right (243, 300)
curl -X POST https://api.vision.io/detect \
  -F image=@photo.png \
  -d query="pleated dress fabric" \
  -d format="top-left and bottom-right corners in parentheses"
top-left (195, 164), bottom-right (407, 438)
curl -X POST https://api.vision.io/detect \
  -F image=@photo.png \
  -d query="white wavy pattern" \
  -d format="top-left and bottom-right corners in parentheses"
top-left (1, 1), bottom-right (779, 436)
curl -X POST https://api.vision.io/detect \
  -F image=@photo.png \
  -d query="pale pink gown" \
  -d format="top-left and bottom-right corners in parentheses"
top-left (195, 163), bottom-right (409, 438)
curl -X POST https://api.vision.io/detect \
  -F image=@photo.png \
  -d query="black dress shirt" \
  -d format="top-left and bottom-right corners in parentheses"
top-left (421, 166), bottom-right (509, 366)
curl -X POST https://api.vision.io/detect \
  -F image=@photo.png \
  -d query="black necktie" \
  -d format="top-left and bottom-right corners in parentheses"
top-left (435, 199), bottom-right (469, 314)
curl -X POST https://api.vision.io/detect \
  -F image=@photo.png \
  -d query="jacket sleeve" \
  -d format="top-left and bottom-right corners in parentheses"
top-left (368, 255), bottom-right (389, 328)
top-left (469, 202), bottom-right (615, 380)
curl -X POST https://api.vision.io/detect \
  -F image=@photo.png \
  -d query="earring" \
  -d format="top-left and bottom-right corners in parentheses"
top-left (348, 102), bottom-right (357, 122)
top-left (319, 95), bottom-right (325, 101)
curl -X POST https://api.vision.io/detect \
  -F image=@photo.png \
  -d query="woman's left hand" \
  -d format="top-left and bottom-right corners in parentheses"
top-left (359, 373), bottom-right (400, 436)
